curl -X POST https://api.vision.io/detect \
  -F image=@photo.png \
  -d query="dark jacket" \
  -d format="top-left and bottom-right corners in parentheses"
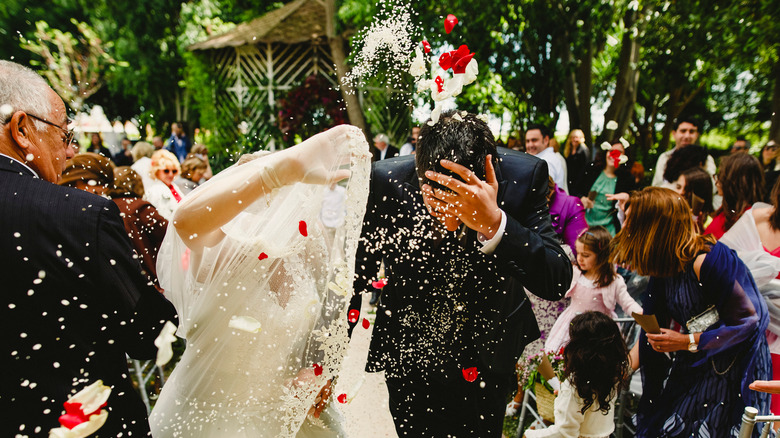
top-left (351, 148), bottom-right (572, 381)
top-left (0, 158), bottom-right (178, 437)
top-left (112, 196), bottom-right (169, 292)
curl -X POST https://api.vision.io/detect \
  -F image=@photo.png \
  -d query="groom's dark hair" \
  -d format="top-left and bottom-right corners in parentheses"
top-left (416, 110), bottom-right (497, 189)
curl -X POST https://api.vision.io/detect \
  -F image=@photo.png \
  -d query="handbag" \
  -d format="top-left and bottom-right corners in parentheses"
top-left (686, 305), bottom-right (719, 333)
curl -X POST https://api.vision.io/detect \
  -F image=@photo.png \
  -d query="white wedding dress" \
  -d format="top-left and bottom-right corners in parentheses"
top-left (149, 126), bottom-right (370, 438)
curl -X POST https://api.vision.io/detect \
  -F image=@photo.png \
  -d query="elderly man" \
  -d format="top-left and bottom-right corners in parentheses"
top-left (525, 123), bottom-right (568, 193)
top-left (371, 133), bottom-right (399, 161)
top-left (0, 60), bottom-right (177, 437)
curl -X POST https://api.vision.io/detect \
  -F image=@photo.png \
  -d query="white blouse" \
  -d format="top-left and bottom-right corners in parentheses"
top-left (524, 379), bottom-right (615, 438)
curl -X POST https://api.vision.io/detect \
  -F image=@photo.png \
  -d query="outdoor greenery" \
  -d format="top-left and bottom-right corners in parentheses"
top-left (1, 0), bottom-right (778, 166)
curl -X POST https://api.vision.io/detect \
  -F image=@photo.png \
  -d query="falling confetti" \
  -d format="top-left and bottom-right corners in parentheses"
top-left (444, 14), bottom-right (459, 34)
top-left (605, 120), bottom-right (618, 130)
top-left (462, 366), bottom-right (478, 382)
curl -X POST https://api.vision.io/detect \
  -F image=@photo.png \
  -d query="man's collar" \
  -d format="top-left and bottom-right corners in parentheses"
top-left (536, 146), bottom-right (554, 158)
top-left (0, 153), bottom-right (40, 178)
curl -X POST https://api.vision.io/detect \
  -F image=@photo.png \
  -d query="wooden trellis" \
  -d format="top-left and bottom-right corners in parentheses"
top-left (209, 41), bottom-right (337, 150)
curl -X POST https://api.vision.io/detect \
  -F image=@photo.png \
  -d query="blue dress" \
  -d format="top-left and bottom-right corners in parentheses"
top-left (636, 242), bottom-right (772, 437)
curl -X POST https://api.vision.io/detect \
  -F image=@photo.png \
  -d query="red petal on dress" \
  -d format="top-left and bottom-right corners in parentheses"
top-left (313, 363), bottom-right (323, 376)
top-left (258, 252), bottom-right (268, 261)
top-left (337, 393), bottom-right (348, 403)
top-left (362, 318), bottom-right (370, 329)
top-left (348, 309), bottom-right (360, 323)
top-left (299, 220), bottom-right (308, 237)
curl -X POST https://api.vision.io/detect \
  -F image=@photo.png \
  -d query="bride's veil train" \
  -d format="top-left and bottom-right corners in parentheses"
top-left (150, 126), bottom-right (371, 437)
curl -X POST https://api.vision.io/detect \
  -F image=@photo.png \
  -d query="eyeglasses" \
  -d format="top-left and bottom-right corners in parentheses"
top-left (162, 169), bottom-right (179, 175)
top-left (26, 113), bottom-right (76, 147)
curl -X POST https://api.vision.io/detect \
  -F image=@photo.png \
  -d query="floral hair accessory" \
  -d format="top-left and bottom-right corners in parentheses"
top-left (50, 381), bottom-right (111, 438)
top-left (444, 14), bottom-right (459, 34)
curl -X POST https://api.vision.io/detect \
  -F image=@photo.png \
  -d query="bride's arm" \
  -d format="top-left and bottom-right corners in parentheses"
top-left (172, 126), bottom-right (358, 250)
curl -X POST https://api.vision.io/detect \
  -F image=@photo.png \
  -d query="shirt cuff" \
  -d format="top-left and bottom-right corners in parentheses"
top-left (478, 210), bottom-right (506, 254)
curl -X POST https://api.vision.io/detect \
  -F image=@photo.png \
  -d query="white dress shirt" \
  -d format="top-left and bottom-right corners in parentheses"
top-left (535, 147), bottom-right (568, 192)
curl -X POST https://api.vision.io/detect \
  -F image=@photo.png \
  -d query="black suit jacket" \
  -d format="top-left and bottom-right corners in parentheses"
top-left (0, 157), bottom-right (178, 437)
top-left (352, 148), bottom-right (572, 381)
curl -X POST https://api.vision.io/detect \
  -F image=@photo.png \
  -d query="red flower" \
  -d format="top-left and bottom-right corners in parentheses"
top-left (438, 45), bottom-right (475, 75)
top-left (258, 252), bottom-right (268, 261)
top-left (299, 220), bottom-right (308, 237)
top-left (59, 401), bottom-right (105, 429)
top-left (337, 393), bottom-right (348, 403)
top-left (348, 309), bottom-right (360, 323)
top-left (362, 318), bottom-right (370, 329)
top-left (371, 278), bottom-right (388, 289)
top-left (444, 14), bottom-right (459, 34)
top-left (313, 363), bottom-right (323, 376)
top-left (462, 366), bottom-right (478, 382)
top-left (435, 76), bottom-right (444, 93)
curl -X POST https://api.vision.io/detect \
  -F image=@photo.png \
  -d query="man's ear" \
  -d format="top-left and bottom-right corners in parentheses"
top-left (9, 111), bottom-right (34, 152)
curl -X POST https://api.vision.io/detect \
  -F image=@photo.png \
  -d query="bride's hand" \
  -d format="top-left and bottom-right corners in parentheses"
top-left (309, 379), bottom-right (333, 418)
top-left (281, 125), bottom-right (362, 186)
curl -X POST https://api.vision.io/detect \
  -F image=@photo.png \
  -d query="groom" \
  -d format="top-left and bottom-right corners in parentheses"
top-left (350, 111), bottom-right (572, 436)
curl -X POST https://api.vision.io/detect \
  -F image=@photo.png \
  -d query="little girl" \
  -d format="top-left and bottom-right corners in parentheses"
top-left (544, 226), bottom-right (641, 353)
top-left (525, 311), bottom-right (630, 438)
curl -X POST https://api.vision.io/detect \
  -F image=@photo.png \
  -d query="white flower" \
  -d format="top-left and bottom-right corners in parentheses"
top-left (228, 315), bottom-right (262, 333)
top-left (154, 321), bottom-right (178, 366)
top-left (462, 58), bottom-right (478, 85)
top-left (428, 105), bottom-right (443, 126)
top-left (600, 141), bottom-right (613, 151)
top-left (49, 411), bottom-right (108, 438)
top-left (416, 78), bottom-right (433, 94)
top-left (69, 381), bottom-right (111, 417)
top-left (606, 120), bottom-right (618, 130)
top-left (476, 114), bottom-right (489, 124)
top-left (49, 381), bottom-right (111, 438)
top-left (409, 47), bottom-right (426, 78)
top-left (619, 137), bottom-right (630, 148)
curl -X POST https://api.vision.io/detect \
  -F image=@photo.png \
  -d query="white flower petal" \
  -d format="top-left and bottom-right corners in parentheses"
top-left (409, 47), bottom-right (426, 78)
top-left (619, 154), bottom-right (629, 164)
top-left (69, 380), bottom-right (111, 415)
top-left (463, 58), bottom-right (479, 84)
top-left (416, 79), bottom-right (433, 94)
top-left (428, 105), bottom-right (443, 126)
top-left (451, 113), bottom-right (463, 122)
top-left (476, 114), bottom-right (489, 124)
top-left (619, 137), bottom-right (630, 148)
top-left (443, 74), bottom-right (466, 99)
top-left (600, 141), bottom-right (613, 151)
top-left (606, 120), bottom-right (618, 130)
top-left (229, 315), bottom-right (262, 333)
top-left (154, 321), bottom-right (178, 366)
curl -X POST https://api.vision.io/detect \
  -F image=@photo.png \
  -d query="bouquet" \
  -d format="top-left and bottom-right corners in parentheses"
top-left (519, 348), bottom-right (566, 393)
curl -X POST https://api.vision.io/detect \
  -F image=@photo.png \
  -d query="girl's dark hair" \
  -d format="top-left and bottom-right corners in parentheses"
top-left (680, 167), bottom-right (714, 216)
top-left (564, 311), bottom-right (629, 415)
top-left (716, 153), bottom-right (764, 231)
top-left (770, 176), bottom-right (780, 231)
top-left (576, 226), bottom-right (616, 287)
top-left (663, 145), bottom-right (708, 183)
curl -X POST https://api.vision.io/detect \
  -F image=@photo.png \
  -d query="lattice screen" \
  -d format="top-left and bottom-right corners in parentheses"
top-left (209, 40), bottom-right (336, 152)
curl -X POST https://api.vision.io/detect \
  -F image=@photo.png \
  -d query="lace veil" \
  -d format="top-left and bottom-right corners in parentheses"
top-left (151, 126), bottom-right (370, 437)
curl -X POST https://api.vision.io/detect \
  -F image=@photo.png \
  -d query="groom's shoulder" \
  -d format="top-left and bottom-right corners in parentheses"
top-left (496, 146), bottom-right (542, 179)
top-left (371, 155), bottom-right (416, 187)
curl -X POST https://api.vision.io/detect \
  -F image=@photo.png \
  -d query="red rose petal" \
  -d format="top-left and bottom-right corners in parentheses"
top-left (609, 150), bottom-right (622, 168)
top-left (438, 52), bottom-right (452, 71)
top-left (348, 309), bottom-right (360, 323)
top-left (422, 40), bottom-right (431, 53)
top-left (313, 363), bottom-right (323, 376)
top-left (452, 53), bottom-right (475, 74)
top-left (371, 278), bottom-right (388, 289)
top-left (299, 220), bottom-right (308, 237)
top-left (337, 393), bottom-right (348, 403)
top-left (444, 14), bottom-right (459, 34)
top-left (435, 76), bottom-right (444, 93)
top-left (362, 318), bottom-right (370, 329)
top-left (462, 366), bottom-right (478, 382)
top-left (258, 252), bottom-right (268, 261)
top-left (60, 402), bottom-right (89, 429)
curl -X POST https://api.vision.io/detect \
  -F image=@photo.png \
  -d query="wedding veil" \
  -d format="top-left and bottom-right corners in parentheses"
top-left (151, 126), bottom-right (370, 437)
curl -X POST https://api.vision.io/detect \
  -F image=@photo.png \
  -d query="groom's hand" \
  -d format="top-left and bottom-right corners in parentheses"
top-left (422, 154), bottom-right (502, 238)
top-left (309, 379), bottom-right (333, 418)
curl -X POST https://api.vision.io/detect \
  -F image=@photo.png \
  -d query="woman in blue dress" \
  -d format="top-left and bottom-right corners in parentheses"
top-left (611, 187), bottom-right (771, 437)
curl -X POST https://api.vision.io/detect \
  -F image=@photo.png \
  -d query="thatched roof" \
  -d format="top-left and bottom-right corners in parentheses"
top-left (189, 0), bottom-right (326, 50)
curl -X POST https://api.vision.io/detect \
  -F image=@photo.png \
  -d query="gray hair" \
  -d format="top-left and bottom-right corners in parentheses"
top-left (0, 60), bottom-right (53, 131)
top-left (131, 141), bottom-right (154, 161)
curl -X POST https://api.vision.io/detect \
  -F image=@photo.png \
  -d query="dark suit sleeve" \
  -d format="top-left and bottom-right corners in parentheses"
top-left (493, 159), bottom-right (572, 301)
top-left (93, 201), bottom-right (178, 359)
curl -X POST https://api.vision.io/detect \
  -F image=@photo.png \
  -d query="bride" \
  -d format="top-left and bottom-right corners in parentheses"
top-left (149, 126), bottom-right (370, 437)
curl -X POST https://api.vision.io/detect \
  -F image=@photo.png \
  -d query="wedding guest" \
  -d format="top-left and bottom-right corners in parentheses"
top-left (399, 126), bottom-right (420, 156)
top-left (576, 139), bottom-right (638, 235)
top-left (662, 144), bottom-right (708, 190)
top-left (351, 110), bottom-right (572, 437)
top-left (58, 152), bottom-right (114, 196)
top-left (651, 116), bottom-right (716, 187)
top-left (111, 166), bottom-right (169, 292)
top-left (188, 143), bottom-right (213, 182)
top-left (131, 140), bottom-right (155, 190)
top-left (113, 136), bottom-right (134, 166)
top-left (705, 153), bottom-right (764, 239)
top-left (145, 149), bottom-right (183, 220)
top-left (544, 226), bottom-right (641, 353)
top-left (371, 133), bottom-right (399, 161)
top-left (547, 178), bottom-right (588, 257)
top-left (614, 187), bottom-right (770, 437)
top-left (166, 122), bottom-right (191, 162)
top-left (563, 129), bottom-right (589, 191)
top-left (761, 140), bottom-right (780, 201)
top-left (0, 59), bottom-right (176, 438)
top-left (526, 123), bottom-right (568, 193)
top-left (525, 312), bottom-right (630, 438)
top-left (86, 131), bottom-right (112, 158)
top-left (731, 136), bottom-right (751, 154)
top-left (671, 167), bottom-right (714, 232)
top-left (174, 155), bottom-right (207, 196)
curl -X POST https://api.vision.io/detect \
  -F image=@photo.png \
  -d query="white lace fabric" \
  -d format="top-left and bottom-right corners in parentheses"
top-left (150, 126), bottom-right (370, 438)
